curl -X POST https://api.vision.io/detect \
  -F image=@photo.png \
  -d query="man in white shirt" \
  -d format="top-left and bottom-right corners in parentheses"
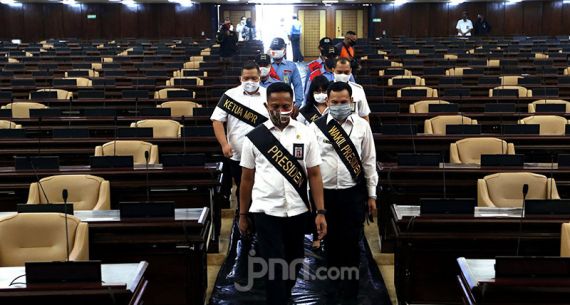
top-left (239, 82), bottom-right (327, 305)
top-left (332, 58), bottom-right (371, 122)
top-left (456, 11), bottom-right (473, 37)
top-left (236, 16), bottom-right (246, 42)
top-left (309, 81), bottom-right (377, 304)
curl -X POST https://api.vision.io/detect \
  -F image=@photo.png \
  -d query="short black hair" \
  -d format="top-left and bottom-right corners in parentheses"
top-left (334, 57), bottom-right (351, 68)
top-left (327, 81), bottom-right (352, 97)
top-left (267, 82), bottom-right (293, 100)
top-left (346, 31), bottom-right (356, 36)
top-left (242, 61), bottom-right (260, 74)
top-left (305, 75), bottom-right (330, 107)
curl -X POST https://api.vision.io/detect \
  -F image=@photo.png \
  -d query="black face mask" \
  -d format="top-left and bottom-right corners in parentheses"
top-left (325, 58), bottom-right (335, 70)
top-left (349, 40), bottom-right (356, 46)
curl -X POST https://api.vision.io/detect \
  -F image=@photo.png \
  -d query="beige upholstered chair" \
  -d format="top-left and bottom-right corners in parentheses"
top-left (379, 68), bottom-right (411, 76)
top-left (64, 77), bottom-right (93, 87)
top-left (165, 77), bottom-right (204, 86)
top-left (564, 67), bottom-right (570, 76)
top-left (405, 49), bottom-right (420, 55)
top-left (477, 172), bottom-right (559, 207)
top-left (190, 56), bottom-right (204, 62)
top-left (445, 67), bottom-right (471, 76)
top-left (7, 57), bottom-right (19, 63)
top-left (154, 88), bottom-right (195, 99)
top-left (518, 115), bottom-right (569, 135)
top-left (0, 120), bottom-right (21, 129)
top-left (130, 119), bottom-right (182, 138)
top-left (424, 115), bottom-right (478, 135)
top-left (486, 59), bottom-right (500, 67)
top-left (200, 49), bottom-right (211, 56)
top-left (528, 100), bottom-right (570, 113)
top-left (489, 85), bottom-right (532, 98)
top-left (499, 76), bottom-right (522, 86)
top-left (183, 61), bottom-right (201, 69)
top-left (158, 101), bottom-right (202, 117)
top-left (450, 137), bottom-right (515, 164)
top-left (102, 57), bottom-right (113, 63)
top-left (30, 89), bottom-right (72, 100)
top-left (27, 175), bottom-right (110, 210)
top-left (535, 52), bottom-right (549, 59)
top-left (91, 63), bottom-right (103, 71)
top-left (1, 102), bottom-right (48, 119)
top-left (388, 75), bottom-right (425, 86)
top-left (397, 86), bottom-right (438, 98)
top-left (0, 213), bottom-right (89, 266)
top-left (95, 140), bottom-right (159, 165)
top-left (409, 100), bottom-right (450, 113)
top-left (173, 69), bottom-right (207, 78)
top-left (562, 223), bottom-right (570, 257)
top-left (443, 54), bottom-right (458, 60)
top-left (64, 69), bottom-right (99, 78)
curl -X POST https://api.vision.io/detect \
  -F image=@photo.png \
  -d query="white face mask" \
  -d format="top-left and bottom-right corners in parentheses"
top-left (242, 81), bottom-right (260, 93)
top-left (270, 49), bottom-right (285, 60)
top-left (313, 93), bottom-right (327, 104)
top-left (259, 66), bottom-right (270, 77)
top-left (333, 73), bottom-right (351, 83)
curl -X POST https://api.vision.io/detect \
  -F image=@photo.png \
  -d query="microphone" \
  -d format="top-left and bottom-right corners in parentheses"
top-left (181, 115), bottom-right (186, 154)
top-left (550, 154), bottom-right (555, 200)
top-left (515, 183), bottom-right (529, 256)
top-left (144, 150), bottom-right (150, 202)
top-left (28, 156), bottom-right (50, 204)
top-left (62, 189), bottom-right (70, 262)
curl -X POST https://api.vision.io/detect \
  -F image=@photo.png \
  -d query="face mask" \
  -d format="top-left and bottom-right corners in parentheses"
top-left (324, 58), bottom-right (335, 70)
top-left (329, 103), bottom-right (352, 121)
top-left (242, 81), bottom-right (260, 93)
top-left (269, 109), bottom-right (292, 126)
top-left (349, 40), bottom-right (356, 46)
top-left (334, 73), bottom-right (351, 83)
top-left (313, 93), bottom-right (327, 104)
top-left (270, 49), bottom-right (285, 60)
top-left (259, 67), bottom-right (270, 77)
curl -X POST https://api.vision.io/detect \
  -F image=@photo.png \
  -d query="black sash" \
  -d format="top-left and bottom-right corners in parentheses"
top-left (246, 125), bottom-right (311, 210)
top-left (216, 93), bottom-right (267, 127)
top-left (299, 106), bottom-right (322, 123)
top-left (315, 116), bottom-right (364, 183)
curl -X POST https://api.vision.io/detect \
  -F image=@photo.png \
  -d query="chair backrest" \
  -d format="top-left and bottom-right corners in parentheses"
top-left (183, 61), bottom-right (201, 69)
top-left (379, 68), bottom-right (411, 76)
top-left (528, 99), bottom-right (570, 113)
top-left (32, 89), bottom-right (72, 100)
top-left (64, 77), bottom-right (92, 87)
top-left (499, 75), bottom-right (522, 86)
top-left (443, 54), bottom-right (458, 60)
top-left (0, 120), bottom-right (21, 129)
top-left (158, 101), bottom-right (202, 117)
top-left (405, 49), bottom-right (420, 55)
top-left (518, 115), bottom-right (568, 135)
top-left (489, 85), bottom-right (532, 97)
top-left (1, 102), bottom-right (47, 119)
top-left (27, 174), bottom-right (110, 210)
top-left (409, 100), bottom-right (450, 113)
top-left (424, 115), bottom-right (478, 135)
top-left (95, 140), bottom-right (159, 164)
top-left (562, 223), bottom-right (570, 257)
top-left (450, 137), bottom-right (515, 164)
top-left (487, 59), bottom-right (500, 67)
top-left (154, 88), bottom-right (195, 99)
top-left (0, 213), bottom-right (88, 266)
top-left (478, 172), bottom-right (559, 207)
top-left (64, 69), bottom-right (98, 78)
top-left (190, 56), bottom-right (204, 62)
top-left (130, 119), bottom-right (182, 138)
top-left (388, 75), bottom-right (425, 86)
top-left (445, 67), bottom-right (471, 76)
top-left (397, 86), bottom-right (438, 98)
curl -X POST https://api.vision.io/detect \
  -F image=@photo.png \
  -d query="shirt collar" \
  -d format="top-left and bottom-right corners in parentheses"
top-left (264, 118), bottom-right (296, 132)
top-left (326, 113), bottom-right (354, 125)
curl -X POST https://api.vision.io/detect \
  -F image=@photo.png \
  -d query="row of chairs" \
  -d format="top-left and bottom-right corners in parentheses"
top-left (408, 99), bottom-right (570, 113)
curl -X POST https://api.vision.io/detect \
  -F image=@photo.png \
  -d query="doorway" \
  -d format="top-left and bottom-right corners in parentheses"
top-left (255, 4), bottom-right (295, 55)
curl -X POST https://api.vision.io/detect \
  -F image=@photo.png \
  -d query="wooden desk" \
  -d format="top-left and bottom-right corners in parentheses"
top-left (457, 258), bottom-right (570, 305)
top-left (390, 205), bottom-right (565, 305)
top-left (0, 262), bottom-right (148, 305)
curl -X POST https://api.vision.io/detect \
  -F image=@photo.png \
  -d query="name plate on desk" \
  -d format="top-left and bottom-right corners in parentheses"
top-left (429, 103), bottom-right (459, 113)
top-left (525, 199), bottom-right (570, 215)
top-left (446, 124), bottom-right (481, 135)
top-left (495, 256), bottom-right (570, 278)
top-left (443, 88), bottom-right (470, 97)
top-left (140, 108), bottom-right (171, 117)
top-left (25, 261), bottom-right (102, 284)
top-left (52, 128), bottom-right (90, 138)
top-left (370, 103), bottom-right (399, 113)
top-left (162, 153), bottom-right (205, 167)
top-left (117, 127), bottom-right (153, 138)
top-left (29, 108), bottom-right (61, 118)
top-left (0, 129), bottom-right (26, 138)
top-left (119, 202), bottom-right (175, 219)
top-left (17, 203), bottom-right (74, 215)
top-left (481, 154), bottom-right (524, 167)
top-left (536, 103), bottom-right (566, 113)
top-left (381, 124), bottom-right (417, 135)
top-left (420, 198), bottom-right (476, 215)
top-left (484, 103), bottom-right (516, 113)
top-left (501, 124), bottom-right (540, 135)
top-left (397, 153), bottom-right (441, 166)
top-left (401, 89), bottom-right (427, 97)
top-left (89, 156), bottom-right (134, 169)
top-left (14, 156), bottom-right (60, 170)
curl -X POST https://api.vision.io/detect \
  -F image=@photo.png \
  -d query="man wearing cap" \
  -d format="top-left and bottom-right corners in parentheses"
top-left (268, 37), bottom-right (304, 110)
top-left (305, 39), bottom-right (354, 99)
top-left (255, 53), bottom-right (279, 88)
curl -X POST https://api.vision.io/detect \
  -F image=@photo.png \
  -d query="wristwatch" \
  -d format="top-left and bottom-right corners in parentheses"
top-left (316, 209), bottom-right (327, 215)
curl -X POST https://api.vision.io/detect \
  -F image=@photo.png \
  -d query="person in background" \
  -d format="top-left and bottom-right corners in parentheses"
top-left (474, 14), bottom-right (491, 36)
top-left (456, 11), bottom-right (473, 37)
top-left (305, 42), bottom-right (355, 99)
top-left (220, 16), bottom-right (234, 32)
top-left (336, 31), bottom-right (357, 61)
top-left (268, 37), bottom-right (304, 110)
top-left (298, 75), bottom-right (330, 125)
top-left (242, 18), bottom-right (257, 41)
top-left (332, 58), bottom-right (370, 122)
top-left (255, 53), bottom-right (279, 88)
top-left (289, 15), bottom-right (304, 62)
top-left (216, 21), bottom-right (238, 63)
top-left (236, 16), bottom-right (246, 41)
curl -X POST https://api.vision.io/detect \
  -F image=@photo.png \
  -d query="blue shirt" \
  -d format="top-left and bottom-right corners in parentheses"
top-left (260, 76), bottom-right (279, 88)
top-left (290, 20), bottom-right (302, 35)
top-left (271, 60), bottom-right (304, 107)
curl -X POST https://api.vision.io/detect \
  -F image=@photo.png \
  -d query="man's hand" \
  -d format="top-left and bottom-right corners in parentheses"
top-left (239, 215), bottom-right (251, 237)
top-left (222, 143), bottom-right (234, 158)
top-left (368, 198), bottom-right (377, 218)
top-left (315, 214), bottom-right (327, 240)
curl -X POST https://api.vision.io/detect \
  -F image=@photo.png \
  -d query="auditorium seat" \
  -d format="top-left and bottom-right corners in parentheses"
top-left (405, 49), bottom-right (420, 55)
top-left (190, 56), bottom-right (205, 62)
top-left (65, 77), bottom-right (93, 87)
top-left (397, 86), bottom-right (438, 98)
top-left (183, 61), bottom-right (201, 69)
top-left (95, 140), bottom-right (159, 164)
top-left (445, 67), bottom-right (471, 76)
top-left (486, 59), bottom-right (500, 67)
top-left (409, 100), bottom-right (450, 113)
top-left (154, 88), bottom-right (195, 99)
top-left (443, 54), bottom-right (458, 60)
top-left (424, 115), bottom-right (478, 135)
top-left (65, 69), bottom-right (99, 78)
top-left (489, 85), bottom-right (533, 97)
top-left (158, 101), bottom-right (202, 117)
top-left (450, 137), bottom-right (515, 164)
top-left (379, 68), bottom-right (410, 76)
top-left (499, 75), bottom-right (522, 86)
top-left (32, 89), bottom-right (73, 100)
top-left (535, 52), bottom-right (549, 59)
top-left (7, 57), bottom-right (19, 63)
top-left (1, 102), bottom-right (48, 118)
top-left (528, 100), bottom-right (570, 113)
top-left (0, 213), bottom-right (89, 266)
top-left (562, 223), bottom-right (570, 257)
top-left (130, 119), bottom-right (182, 138)
top-left (388, 75), bottom-right (425, 86)
top-left (518, 115), bottom-right (568, 135)
top-left (0, 120), bottom-right (21, 129)
top-left (564, 67), bottom-right (570, 75)
top-left (27, 175), bottom-right (110, 210)
top-left (173, 69), bottom-right (207, 78)
top-left (477, 172), bottom-right (559, 207)
top-left (166, 77), bottom-right (204, 86)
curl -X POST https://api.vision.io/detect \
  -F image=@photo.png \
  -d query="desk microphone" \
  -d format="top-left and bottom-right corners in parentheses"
top-left (181, 115), bottom-right (186, 154)
top-left (28, 156), bottom-right (50, 204)
top-left (515, 183), bottom-right (529, 256)
top-left (62, 189), bottom-right (71, 262)
top-left (550, 154), bottom-right (555, 200)
top-left (144, 150), bottom-right (150, 202)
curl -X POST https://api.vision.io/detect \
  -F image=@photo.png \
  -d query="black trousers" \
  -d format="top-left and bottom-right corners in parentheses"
top-left (290, 34), bottom-right (303, 62)
top-left (324, 185), bottom-right (366, 300)
top-left (253, 212), bottom-right (308, 305)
